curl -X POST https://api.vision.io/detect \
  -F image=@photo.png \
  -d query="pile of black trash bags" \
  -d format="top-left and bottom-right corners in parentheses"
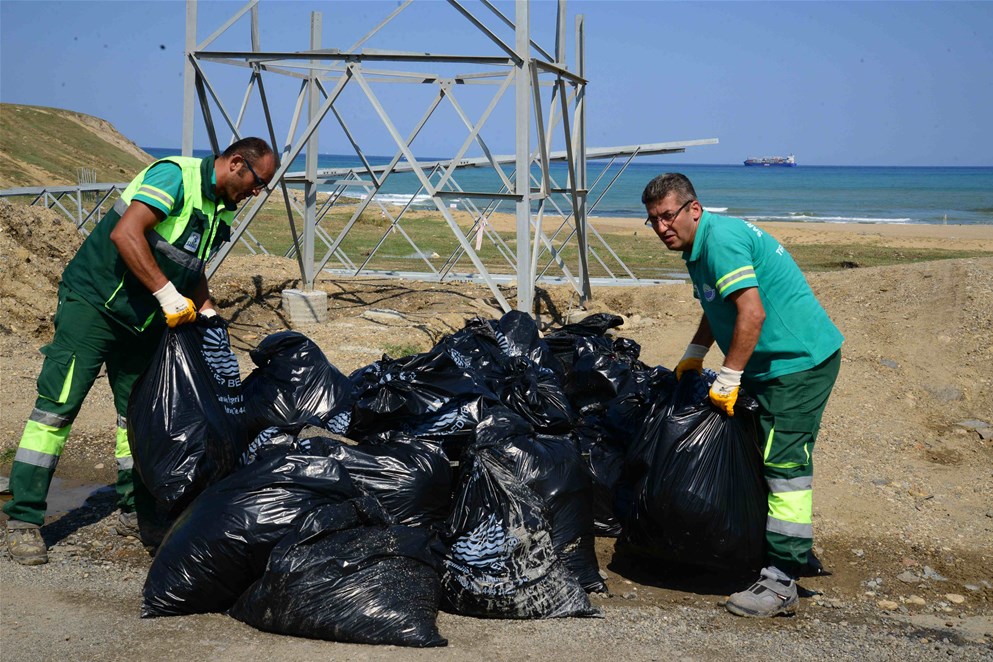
top-left (127, 310), bottom-right (767, 647)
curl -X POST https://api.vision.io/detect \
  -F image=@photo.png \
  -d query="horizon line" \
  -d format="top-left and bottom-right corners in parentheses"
top-left (139, 147), bottom-right (993, 169)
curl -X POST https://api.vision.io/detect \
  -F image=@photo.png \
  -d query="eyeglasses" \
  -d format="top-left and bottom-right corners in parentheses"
top-left (241, 156), bottom-right (267, 192)
top-left (645, 198), bottom-right (693, 228)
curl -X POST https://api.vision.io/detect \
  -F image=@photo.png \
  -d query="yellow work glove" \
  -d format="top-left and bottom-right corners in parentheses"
top-left (153, 281), bottom-right (197, 328)
top-left (675, 343), bottom-right (709, 380)
top-left (709, 366), bottom-right (743, 416)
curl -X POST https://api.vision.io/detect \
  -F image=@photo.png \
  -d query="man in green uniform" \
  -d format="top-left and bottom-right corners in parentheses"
top-left (642, 173), bottom-right (843, 617)
top-left (4, 137), bottom-right (277, 565)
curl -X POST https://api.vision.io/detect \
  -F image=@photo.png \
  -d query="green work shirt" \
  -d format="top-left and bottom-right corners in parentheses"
top-left (683, 211), bottom-right (843, 381)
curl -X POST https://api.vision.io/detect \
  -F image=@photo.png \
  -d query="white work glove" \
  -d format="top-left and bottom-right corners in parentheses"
top-left (675, 343), bottom-right (709, 380)
top-left (709, 366), bottom-right (743, 416)
top-left (153, 281), bottom-right (197, 328)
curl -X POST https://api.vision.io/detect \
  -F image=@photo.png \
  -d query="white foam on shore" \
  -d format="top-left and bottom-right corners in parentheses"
top-left (744, 214), bottom-right (914, 224)
top-left (355, 193), bottom-right (437, 207)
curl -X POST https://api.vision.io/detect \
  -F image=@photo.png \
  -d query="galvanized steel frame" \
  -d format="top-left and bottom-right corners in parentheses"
top-left (1, 0), bottom-right (719, 310)
top-left (0, 183), bottom-right (129, 235)
top-left (183, 0), bottom-right (599, 313)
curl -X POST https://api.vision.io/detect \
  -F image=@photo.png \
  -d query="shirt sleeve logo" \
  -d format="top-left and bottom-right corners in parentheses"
top-left (703, 283), bottom-right (717, 301)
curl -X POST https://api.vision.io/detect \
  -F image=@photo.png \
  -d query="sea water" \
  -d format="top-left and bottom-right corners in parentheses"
top-left (145, 148), bottom-right (993, 226)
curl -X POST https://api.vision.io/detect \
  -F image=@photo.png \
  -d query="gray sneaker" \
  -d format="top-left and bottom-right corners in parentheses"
top-left (5, 520), bottom-right (49, 566)
top-left (725, 567), bottom-right (798, 617)
top-left (115, 511), bottom-right (140, 538)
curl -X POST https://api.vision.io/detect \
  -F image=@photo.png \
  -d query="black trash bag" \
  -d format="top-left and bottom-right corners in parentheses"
top-left (563, 338), bottom-right (629, 410)
top-left (441, 429), bottom-right (598, 619)
top-left (141, 452), bottom-right (357, 618)
top-left (348, 349), bottom-right (494, 439)
top-left (477, 408), bottom-right (605, 593)
top-left (241, 331), bottom-right (353, 438)
top-left (611, 336), bottom-right (643, 363)
top-left (127, 315), bottom-right (246, 514)
top-left (303, 430), bottom-right (452, 529)
top-left (230, 497), bottom-right (448, 647)
top-left (442, 311), bottom-right (562, 377)
top-left (543, 313), bottom-right (624, 372)
top-left (195, 314), bottom-right (247, 417)
top-left (438, 314), bottom-right (572, 434)
top-left (563, 335), bottom-right (658, 411)
top-left (239, 426), bottom-right (451, 528)
top-left (551, 312), bottom-right (625, 339)
top-left (622, 369), bottom-right (714, 484)
top-left (566, 365), bottom-right (678, 539)
top-left (239, 424), bottom-right (302, 466)
top-left (620, 372), bottom-right (766, 571)
top-left (601, 366), bottom-right (676, 442)
top-left (399, 395), bottom-right (489, 461)
top-left (573, 411), bottom-right (626, 537)
top-left (438, 317), bottom-right (512, 375)
top-left (490, 356), bottom-right (574, 434)
top-left (495, 310), bottom-right (561, 373)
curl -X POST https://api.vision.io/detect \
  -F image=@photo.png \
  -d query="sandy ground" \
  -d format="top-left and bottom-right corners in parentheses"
top-left (1, 203), bottom-right (992, 660)
top-left (492, 211), bottom-right (993, 252)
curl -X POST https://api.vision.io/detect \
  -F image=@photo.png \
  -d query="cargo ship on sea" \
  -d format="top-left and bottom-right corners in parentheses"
top-left (743, 154), bottom-right (796, 167)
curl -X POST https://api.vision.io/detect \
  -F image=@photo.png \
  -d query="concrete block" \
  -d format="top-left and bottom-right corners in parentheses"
top-left (281, 288), bottom-right (328, 325)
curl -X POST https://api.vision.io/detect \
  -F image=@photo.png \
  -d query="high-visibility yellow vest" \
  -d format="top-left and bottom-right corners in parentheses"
top-left (61, 156), bottom-right (233, 332)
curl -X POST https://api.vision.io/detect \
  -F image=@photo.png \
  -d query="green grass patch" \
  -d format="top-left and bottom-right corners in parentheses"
top-left (229, 203), bottom-right (991, 279)
top-left (381, 342), bottom-right (422, 358)
top-left (784, 243), bottom-right (991, 272)
top-left (1, 103), bottom-right (150, 187)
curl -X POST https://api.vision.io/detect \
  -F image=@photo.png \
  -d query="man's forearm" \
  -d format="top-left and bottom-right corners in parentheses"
top-left (109, 202), bottom-right (169, 294)
top-left (192, 274), bottom-right (212, 311)
top-left (724, 288), bottom-right (764, 371)
top-left (689, 314), bottom-right (715, 348)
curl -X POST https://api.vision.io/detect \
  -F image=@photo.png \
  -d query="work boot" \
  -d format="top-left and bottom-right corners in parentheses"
top-left (5, 519), bottom-right (49, 565)
top-left (725, 567), bottom-right (798, 617)
top-left (114, 510), bottom-right (140, 539)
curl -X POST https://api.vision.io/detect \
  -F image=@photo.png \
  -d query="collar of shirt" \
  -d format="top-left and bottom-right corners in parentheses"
top-left (201, 155), bottom-right (237, 212)
top-left (682, 209), bottom-right (713, 263)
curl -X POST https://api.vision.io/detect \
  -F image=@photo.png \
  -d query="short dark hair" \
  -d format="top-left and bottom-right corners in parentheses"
top-left (641, 173), bottom-right (698, 206)
top-left (222, 137), bottom-right (278, 168)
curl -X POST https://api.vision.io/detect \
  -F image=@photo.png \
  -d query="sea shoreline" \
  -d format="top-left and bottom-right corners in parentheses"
top-left (743, 219), bottom-right (993, 252)
top-left (146, 147), bottom-right (993, 226)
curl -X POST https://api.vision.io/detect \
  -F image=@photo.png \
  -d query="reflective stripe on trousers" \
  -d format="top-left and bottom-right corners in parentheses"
top-left (116, 425), bottom-right (133, 471)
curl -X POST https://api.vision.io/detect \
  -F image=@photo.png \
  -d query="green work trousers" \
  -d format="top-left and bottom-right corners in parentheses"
top-left (3, 286), bottom-right (161, 526)
top-left (743, 350), bottom-right (841, 577)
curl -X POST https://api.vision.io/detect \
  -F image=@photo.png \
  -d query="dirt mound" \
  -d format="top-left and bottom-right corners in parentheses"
top-left (0, 199), bottom-right (83, 337)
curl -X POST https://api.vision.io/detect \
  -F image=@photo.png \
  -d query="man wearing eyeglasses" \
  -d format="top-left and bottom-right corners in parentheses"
top-left (4, 137), bottom-right (278, 565)
top-left (642, 173), bottom-right (843, 618)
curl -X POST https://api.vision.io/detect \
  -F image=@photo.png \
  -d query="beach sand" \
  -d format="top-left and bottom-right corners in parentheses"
top-left (745, 219), bottom-right (993, 251)
top-left (475, 209), bottom-right (993, 252)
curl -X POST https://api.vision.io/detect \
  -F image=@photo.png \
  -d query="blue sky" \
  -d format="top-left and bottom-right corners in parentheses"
top-left (2, 1), bottom-right (991, 166)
